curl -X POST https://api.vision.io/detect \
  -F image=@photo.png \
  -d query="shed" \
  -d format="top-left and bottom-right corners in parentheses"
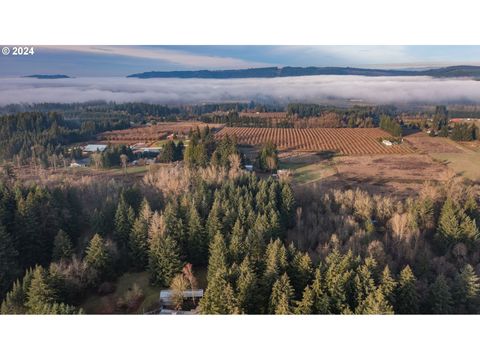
top-left (382, 139), bottom-right (393, 146)
top-left (245, 164), bottom-right (254, 172)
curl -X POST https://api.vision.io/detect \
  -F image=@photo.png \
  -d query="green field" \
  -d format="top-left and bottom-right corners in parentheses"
top-left (280, 159), bottom-right (336, 185)
top-left (110, 165), bottom-right (149, 176)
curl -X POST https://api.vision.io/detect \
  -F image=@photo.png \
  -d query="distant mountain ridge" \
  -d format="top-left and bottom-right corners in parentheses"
top-left (25, 74), bottom-right (70, 79)
top-left (128, 65), bottom-right (480, 79)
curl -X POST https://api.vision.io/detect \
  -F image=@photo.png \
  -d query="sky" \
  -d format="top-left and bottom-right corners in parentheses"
top-left (2, 46), bottom-right (480, 106)
top-left (2, 45), bottom-right (480, 77)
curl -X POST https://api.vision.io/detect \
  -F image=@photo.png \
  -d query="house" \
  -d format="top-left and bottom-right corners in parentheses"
top-left (166, 133), bottom-right (176, 140)
top-left (69, 161), bottom-right (84, 168)
top-left (450, 118), bottom-right (462, 123)
top-left (159, 289), bottom-right (204, 306)
top-left (245, 164), bottom-right (254, 172)
top-left (70, 158), bottom-right (91, 168)
top-left (382, 139), bottom-right (393, 146)
top-left (83, 144), bottom-right (107, 153)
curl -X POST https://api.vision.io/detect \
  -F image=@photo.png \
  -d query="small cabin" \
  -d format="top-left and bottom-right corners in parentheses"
top-left (382, 139), bottom-right (393, 146)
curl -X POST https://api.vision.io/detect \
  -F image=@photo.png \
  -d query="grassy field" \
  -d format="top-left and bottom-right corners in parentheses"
top-left (430, 152), bottom-right (480, 180)
top-left (280, 157), bottom-right (337, 185)
top-left (81, 272), bottom-right (161, 314)
top-left (109, 165), bottom-right (149, 176)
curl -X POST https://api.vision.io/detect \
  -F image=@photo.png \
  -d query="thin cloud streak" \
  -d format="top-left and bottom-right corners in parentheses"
top-left (41, 46), bottom-right (271, 69)
top-left (1, 75), bottom-right (480, 106)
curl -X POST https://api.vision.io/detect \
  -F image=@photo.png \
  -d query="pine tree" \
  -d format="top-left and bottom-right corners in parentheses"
top-left (280, 183), bottom-right (296, 229)
top-left (294, 285), bottom-right (314, 314)
top-left (229, 219), bottom-right (245, 263)
top-left (41, 302), bottom-right (82, 315)
top-left (163, 202), bottom-right (186, 254)
top-left (235, 256), bottom-right (257, 314)
top-left (201, 229), bottom-right (239, 314)
top-left (459, 215), bottom-right (479, 246)
top-left (26, 265), bottom-right (55, 314)
top-left (199, 271), bottom-right (239, 314)
top-left (114, 195), bottom-right (135, 250)
top-left (52, 229), bottom-right (73, 262)
top-left (324, 249), bottom-right (355, 313)
top-left (186, 205), bottom-right (207, 266)
top-left (128, 199), bottom-right (151, 270)
top-left (263, 239), bottom-right (288, 290)
top-left (453, 264), bottom-right (479, 313)
top-left (206, 232), bottom-right (228, 284)
top-left (269, 273), bottom-right (294, 314)
top-left (1, 279), bottom-right (25, 314)
top-left (148, 233), bottom-right (182, 287)
top-left (84, 234), bottom-right (113, 282)
top-left (0, 225), bottom-right (18, 296)
top-left (206, 200), bottom-right (222, 241)
top-left (429, 274), bottom-right (452, 314)
top-left (353, 257), bottom-right (377, 310)
top-left (379, 265), bottom-right (397, 304)
top-left (289, 251), bottom-right (314, 296)
top-left (395, 265), bottom-right (419, 314)
top-left (355, 288), bottom-right (394, 315)
top-left (311, 268), bottom-right (330, 314)
top-left (436, 198), bottom-right (461, 253)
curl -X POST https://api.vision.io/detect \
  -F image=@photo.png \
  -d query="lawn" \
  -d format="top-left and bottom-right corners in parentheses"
top-left (81, 272), bottom-right (161, 314)
top-left (280, 158), bottom-right (337, 185)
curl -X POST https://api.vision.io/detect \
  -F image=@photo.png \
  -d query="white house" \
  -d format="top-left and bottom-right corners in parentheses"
top-left (83, 144), bottom-right (107, 153)
top-left (69, 162), bottom-right (84, 168)
top-left (382, 139), bottom-right (393, 146)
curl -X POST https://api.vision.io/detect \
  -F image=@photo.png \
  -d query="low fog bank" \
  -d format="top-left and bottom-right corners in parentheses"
top-left (1, 75), bottom-right (480, 106)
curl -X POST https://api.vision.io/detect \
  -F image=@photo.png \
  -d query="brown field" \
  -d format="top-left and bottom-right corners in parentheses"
top-left (404, 131), bottom-right (480, 181)
top-left (403, 132), bottom-right (464, 153)
top-left (239, 111), bottom-right (288, 118)
top-left (216, 127), bottom-right (415, 155)
top-left (99, 122), bottom-right (224, 143)
top-left (295, 154), bottom-right (451, 198)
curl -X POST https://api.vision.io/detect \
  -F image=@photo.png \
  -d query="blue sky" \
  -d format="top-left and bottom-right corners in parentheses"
top-left (2, 45), bottom-right (480, 77)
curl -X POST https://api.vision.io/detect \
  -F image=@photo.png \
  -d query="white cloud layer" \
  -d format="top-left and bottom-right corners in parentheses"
top-left (1, 75), bottom-right (480, 106)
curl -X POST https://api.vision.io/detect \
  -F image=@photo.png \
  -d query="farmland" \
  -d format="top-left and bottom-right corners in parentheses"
top-left (99, 121), bottom-right (224, 144)
top-left (404, 131), bottom-right (480, 181)
top-left (216, 127), bottom-right (415, 155)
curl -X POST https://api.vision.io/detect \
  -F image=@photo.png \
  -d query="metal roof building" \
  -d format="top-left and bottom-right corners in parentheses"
top-left (83, 144), bottom-right (108, 152)
top-left (159, 289), bottom-right (204, 306)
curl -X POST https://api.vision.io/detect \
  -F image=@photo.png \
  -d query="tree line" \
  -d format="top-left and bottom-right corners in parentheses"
top-left (0, 112), bottom-right (130, 165)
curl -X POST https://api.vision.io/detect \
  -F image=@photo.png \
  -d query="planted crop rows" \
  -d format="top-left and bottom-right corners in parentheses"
top-left (216, 127), bottom-right (415, 155)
